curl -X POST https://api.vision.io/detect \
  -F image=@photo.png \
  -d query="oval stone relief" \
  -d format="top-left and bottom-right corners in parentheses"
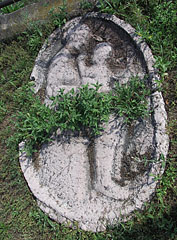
top-left (19, 13), bottom-right (169, 232)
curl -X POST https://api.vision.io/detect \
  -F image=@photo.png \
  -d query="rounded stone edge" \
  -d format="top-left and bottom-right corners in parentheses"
top-left (21, 13), bottom-right (169, 232)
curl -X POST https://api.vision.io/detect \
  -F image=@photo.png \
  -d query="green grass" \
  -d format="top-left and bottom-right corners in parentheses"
top-left (0, 0), bottom-right (176, 239)
top-left (0, 0), bottom-right (41, 14)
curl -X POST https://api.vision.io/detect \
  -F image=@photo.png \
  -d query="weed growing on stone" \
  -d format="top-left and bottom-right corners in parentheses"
top-left (10, 77), bottom-right (150, 156)
top-left (112, 77), bottom-right (150, 123)
top-left (51, 82), bottom-right (112, 136)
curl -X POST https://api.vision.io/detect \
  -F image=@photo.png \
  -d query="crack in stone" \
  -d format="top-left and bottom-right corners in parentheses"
top-left (87, 138), bottom-right (97, 191)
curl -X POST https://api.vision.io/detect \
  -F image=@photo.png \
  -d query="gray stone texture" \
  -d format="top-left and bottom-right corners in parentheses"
top-left (19, 13), bottom-right (169, 232)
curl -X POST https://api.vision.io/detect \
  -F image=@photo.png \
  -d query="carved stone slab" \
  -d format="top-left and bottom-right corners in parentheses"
top-left (19, 13), bottom-right (169, 232)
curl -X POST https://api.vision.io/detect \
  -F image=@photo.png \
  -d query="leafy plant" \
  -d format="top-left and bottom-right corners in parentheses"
top-left (0, 0), bottom-right (42, 14)
top-left (112, 76), bottom-right (150, 123)
top-left (9, 84), bottom-right (56, 156)
top-left (11, 77), bottom-right (150, 156)
top-left (22, 22), bottom-right (44, 53)
top-left (51, 82), bottom-right (112, 136)
top-left (0, 1), bottom-right (24, 14)
top-left (80, 0), bottom-right (95, 10)
top-left (48, 0), bottom-right (68, 28)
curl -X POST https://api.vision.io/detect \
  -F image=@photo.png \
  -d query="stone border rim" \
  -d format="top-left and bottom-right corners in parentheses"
top-left (20, 12), bottom-right (169, 232)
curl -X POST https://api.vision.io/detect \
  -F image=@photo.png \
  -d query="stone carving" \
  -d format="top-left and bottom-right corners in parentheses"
top-left (19, 13), bottom-right (169, 232)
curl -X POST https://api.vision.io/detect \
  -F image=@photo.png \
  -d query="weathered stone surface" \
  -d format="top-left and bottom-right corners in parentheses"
top-left (19, 13), bottom-right (169, 232)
